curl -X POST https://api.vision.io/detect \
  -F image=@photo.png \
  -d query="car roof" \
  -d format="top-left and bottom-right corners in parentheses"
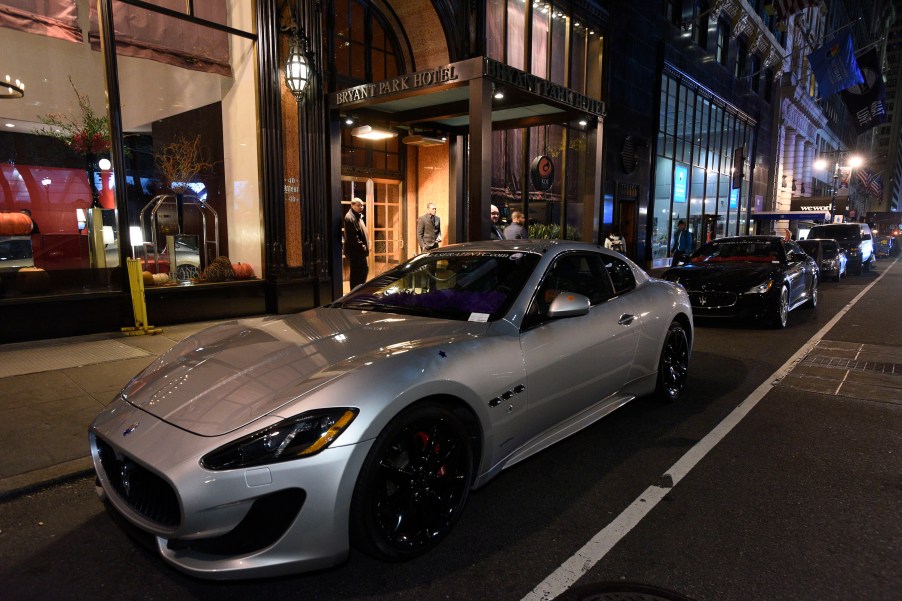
top-left (433, 240), bottom-right (606, 253)
top-left (706, 235), bottom-right (783, 243)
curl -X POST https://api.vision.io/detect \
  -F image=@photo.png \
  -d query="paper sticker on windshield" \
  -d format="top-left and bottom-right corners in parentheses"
top-left (469, 313), bottom-right (490, 322)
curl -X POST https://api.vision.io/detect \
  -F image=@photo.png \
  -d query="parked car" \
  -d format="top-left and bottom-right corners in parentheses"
top-left (662, 235), bottom-right (818, 328)
top-left (89, 240), bottom-right (693, 579)
top-left (799, 238), bottom-right (847, 281)
top-left (806, 223), bottom-right (874, 275)
top-left (875, 235), bottom-right (893, 259)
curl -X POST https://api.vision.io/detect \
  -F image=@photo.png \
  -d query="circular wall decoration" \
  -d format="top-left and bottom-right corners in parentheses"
top-left (530, 155), bottom-right (555, 191)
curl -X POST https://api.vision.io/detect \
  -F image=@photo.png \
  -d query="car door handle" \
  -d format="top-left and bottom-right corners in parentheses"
top-left (618, 314), bottom-right (636, 326)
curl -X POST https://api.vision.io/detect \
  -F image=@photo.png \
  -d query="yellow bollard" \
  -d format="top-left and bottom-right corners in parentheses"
top-left (122, 258), bottom-right (162, 336)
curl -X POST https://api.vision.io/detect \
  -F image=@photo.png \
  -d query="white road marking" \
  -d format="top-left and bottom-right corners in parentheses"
top-left (522, 260), bottom-right (897, 601)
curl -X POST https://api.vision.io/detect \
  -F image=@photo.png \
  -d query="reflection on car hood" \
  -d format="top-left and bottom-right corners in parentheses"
top-left (663, 263), bottom-right (780, 290)
top-left (121, 309), bottom-right (484, 436)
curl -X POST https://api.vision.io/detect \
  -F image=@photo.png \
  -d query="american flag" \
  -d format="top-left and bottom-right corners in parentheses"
top-left (856, 170), bottom-right (884, 198)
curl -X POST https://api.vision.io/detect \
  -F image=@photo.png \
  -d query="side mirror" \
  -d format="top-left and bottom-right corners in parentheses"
top-left (547, 292), bottom-right (591, 319)
top-left (788, 252), bottom-right (808, 262)
top-left (863, 234), bottom-right (872, 241)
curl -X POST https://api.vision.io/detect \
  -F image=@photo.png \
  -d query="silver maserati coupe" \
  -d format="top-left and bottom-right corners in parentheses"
top-left (90, 240), bottom-right (693, 579)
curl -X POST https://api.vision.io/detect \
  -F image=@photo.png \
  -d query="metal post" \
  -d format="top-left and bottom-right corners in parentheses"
top-left (830, 161), bottom-right (838, 222)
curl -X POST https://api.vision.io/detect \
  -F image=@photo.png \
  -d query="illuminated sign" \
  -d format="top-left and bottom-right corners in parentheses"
top-left (674, 165), bottom-right (688, 203)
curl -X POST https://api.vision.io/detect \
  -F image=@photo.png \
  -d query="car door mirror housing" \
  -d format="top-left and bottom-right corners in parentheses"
top-left (547, 292), bottom-right (591, 319)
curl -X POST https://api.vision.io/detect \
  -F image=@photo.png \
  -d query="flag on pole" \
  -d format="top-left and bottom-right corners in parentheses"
top-left (840, 49), bottom-right (888, 133)
top-left (765, 1), bottom-right (823, 30)
top-left (869, 174), bottom-right (883, 199)
top-left (856, 170), bottom-right (884, 198)
top-left (808, 32), bottom-right (864, 98)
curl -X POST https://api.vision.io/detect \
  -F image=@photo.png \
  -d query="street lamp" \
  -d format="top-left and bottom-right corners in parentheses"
top-left (814, 152), bottom-right (863, 222)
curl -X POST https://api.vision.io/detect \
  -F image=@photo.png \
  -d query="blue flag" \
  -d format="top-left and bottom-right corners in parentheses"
top-left (807, 32), bottom-right (864, 98)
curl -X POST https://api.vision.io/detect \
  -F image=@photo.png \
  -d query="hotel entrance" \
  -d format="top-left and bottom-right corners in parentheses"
top-left (329, 57), bottom-right (606, 299)
top-left (340, 177), bottom-right (403, 294)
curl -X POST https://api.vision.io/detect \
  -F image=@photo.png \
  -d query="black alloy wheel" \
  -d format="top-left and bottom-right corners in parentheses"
top-left (351, 402), bottom-right (473, 561)
top-left (772, 286), bottom-right (789, 328)
top-left (655, 321), bottom-right (690, 403)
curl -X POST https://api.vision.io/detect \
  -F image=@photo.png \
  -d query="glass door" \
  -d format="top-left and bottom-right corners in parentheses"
top-left (340, 177), bottom-right (403, 293)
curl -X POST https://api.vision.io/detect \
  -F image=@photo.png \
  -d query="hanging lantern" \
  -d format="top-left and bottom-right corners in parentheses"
top-left (285, 36), bottom-right (310, 102)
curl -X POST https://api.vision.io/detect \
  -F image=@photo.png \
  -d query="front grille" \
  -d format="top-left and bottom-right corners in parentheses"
top-left (95, 436), bottom-right (181, 527)
top-left (688, 290), bottom-right (737, 309)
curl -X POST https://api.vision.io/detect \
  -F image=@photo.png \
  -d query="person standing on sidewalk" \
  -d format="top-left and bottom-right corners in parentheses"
top-left (504, 211), bottom-right (527, 240)
top-left (670, 219), bottom-right (693, 265)
top-left (344, 197), bottom-right (369, 288)
top-left (489, 204), bottom-right (503, 240)
top-left (416, 203), bottom-right (442, 252)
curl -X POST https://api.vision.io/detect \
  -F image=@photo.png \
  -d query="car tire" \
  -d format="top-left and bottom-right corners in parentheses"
top-left (863, 258), bottom-right (871, 273)
top-left (851, 258), bottom-right (862, 275)
top-left (654, 321), bottom-right (690, 403)
top-left (350, 401), bottom-right (473, 562)
top-left (772, 286), bottom-right (789, 328)
top-left (805, 278), bottom-right (818, 309)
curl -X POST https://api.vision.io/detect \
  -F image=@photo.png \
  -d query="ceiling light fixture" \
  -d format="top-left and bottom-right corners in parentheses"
top-left (402, 134), bottom-right (446, 147)
top-left (1, 74), bottom-right (24, 99)
top-left (351, 125), bottom-right (396, 140)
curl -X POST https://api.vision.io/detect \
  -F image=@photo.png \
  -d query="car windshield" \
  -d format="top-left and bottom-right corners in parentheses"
top-left (689, 240), bottom-right (783, 264)
top-left (331, 250), bottom-right (541, 321)
top-left (821, 243), bottom-right (838, 258)
top-left (809, 225), bottom-right (858, 241)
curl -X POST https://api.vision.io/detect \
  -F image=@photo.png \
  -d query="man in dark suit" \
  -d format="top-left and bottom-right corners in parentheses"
top-left (343, 197), bottom-right (369, 288)
top-left (416, 202), bottom-right (442, 252)
top-left (489, 204), bottom-right (503, 240)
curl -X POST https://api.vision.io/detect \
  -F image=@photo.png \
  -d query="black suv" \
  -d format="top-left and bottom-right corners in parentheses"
top-left (807, 223), bottom-right (874, 275)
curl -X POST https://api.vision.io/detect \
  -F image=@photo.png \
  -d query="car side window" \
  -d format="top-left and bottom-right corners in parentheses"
top-left (604, 255), bottom-right (636, 296)
top-left (523, 253), bottom-right (614, 329)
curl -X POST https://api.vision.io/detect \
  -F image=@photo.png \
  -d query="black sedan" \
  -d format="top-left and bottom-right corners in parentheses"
top-left (799, 238), bottom-right (847, 281)
top-left (662, 236), bottom-right (818, 328)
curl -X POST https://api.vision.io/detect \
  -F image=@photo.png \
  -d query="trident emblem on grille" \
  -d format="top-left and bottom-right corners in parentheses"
top-left (120, 463), bottom-right (133, 497)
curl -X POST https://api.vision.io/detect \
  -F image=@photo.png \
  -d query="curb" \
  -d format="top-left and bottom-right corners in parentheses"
top-left (0, 457), bottom-right (94, 502)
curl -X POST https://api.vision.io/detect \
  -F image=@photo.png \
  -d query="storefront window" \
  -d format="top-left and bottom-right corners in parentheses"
top-left (652, 69), bottom-right (757, 264)
top-left (1, 4), bottom-right (119, 298)
top-left (109, 1), bottom-right (259, 286)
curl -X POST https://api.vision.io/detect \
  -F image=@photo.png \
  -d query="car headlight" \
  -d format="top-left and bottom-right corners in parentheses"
top-left (745, 279), bottom-right (774, 295)
top-left (201, 409), bottom-right (358, 470)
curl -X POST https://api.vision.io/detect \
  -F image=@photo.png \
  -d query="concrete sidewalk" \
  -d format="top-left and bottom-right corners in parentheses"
top-left (0, 318), bottom-right (247, 500)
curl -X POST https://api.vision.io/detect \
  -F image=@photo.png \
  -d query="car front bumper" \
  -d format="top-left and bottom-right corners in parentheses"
top-left (90, 397), bottom-right (372, 579)
top-left (686, 289), bottom-right (776, 320)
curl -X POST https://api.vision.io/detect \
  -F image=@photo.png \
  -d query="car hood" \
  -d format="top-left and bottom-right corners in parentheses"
top-left (120, 309), bottom-right (486, 436)
top-left (663, 262), bottom-right (780, 290)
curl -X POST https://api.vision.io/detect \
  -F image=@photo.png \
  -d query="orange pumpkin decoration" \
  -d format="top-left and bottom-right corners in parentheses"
top-left (15, 266), bottom-right (51, 293)
top-left (231, 262), bottom-right (255, 279)
top-left (142, 271), bottom-right (154, 286)
top-left (0, 212), bottom-right (34, 235)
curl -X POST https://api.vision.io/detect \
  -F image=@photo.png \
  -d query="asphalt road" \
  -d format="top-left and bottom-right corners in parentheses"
top-left (1, 260), bottom-right (899, 601)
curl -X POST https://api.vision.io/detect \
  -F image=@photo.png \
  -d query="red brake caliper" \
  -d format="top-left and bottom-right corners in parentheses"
top-left (416, 431), bottom-right (446, 478)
